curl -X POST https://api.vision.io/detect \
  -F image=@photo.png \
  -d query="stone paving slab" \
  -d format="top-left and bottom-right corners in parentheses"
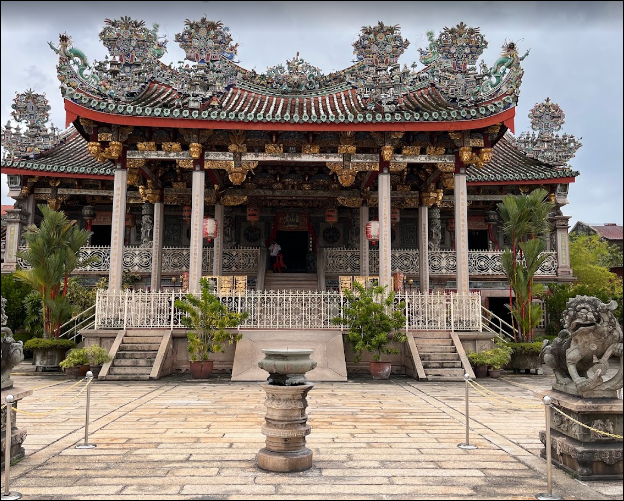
top-left (3, 365), bottom-right (622, 500)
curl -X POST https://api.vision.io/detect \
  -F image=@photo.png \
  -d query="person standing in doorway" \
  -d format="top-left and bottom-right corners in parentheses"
top-left (268, 240), bottom-right (281, 271)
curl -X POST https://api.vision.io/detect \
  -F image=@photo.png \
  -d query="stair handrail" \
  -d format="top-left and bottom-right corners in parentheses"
top-left (481, 304), bottom-right (516, 342)
top-left (59, 304), bottom-right (96, 343)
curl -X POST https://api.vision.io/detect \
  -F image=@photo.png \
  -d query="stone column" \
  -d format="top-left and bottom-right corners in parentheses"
top-left (212, 203), bottom-right (224, 276)
top-left (25, 194), bottom-right (36, 225)
top-left (553, 214), bottom-right (573, 278)
top-left (418, 204), bottom-right (429, 293)
top-left (188, 169), bottom-right (205, 294)
top-left (1, 208), bottom-right (28, 273)
top-left (359, 205), bottom-right (370, 277)
top-left (140, 203), bottom-right (154, 248)
top-left (378, 172), bottom-right (392, 289)
top-left (454, 169), bottom-right (469, 294)
top-left (108, 167), bottom-right (128, 291)
top-left (150, 202), bottom-right (164, 292)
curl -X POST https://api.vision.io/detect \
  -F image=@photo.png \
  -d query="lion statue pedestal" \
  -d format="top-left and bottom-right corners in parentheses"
top-left (539, 295), bottom-right (623, 480)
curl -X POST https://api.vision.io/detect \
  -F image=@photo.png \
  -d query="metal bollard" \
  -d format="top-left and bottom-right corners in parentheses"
top-left (536, 395), bottom-right (563, 500)
top-left (75, 371), bottom-right (96, 449)
top-left (457, 373), bottom-right (477, 450)
top-left (2, 395), bottom-right (22, 501)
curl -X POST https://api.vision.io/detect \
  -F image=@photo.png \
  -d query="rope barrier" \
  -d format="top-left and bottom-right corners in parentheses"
top-left (550, 405), bottom-right (623, 439)
top-left (24, 378), bottom-right (87, 404)
top-left (468, 380), bottom-right (623, 439)
top-left (500, 377), bottom-right (546, 392)
top-left (468, 379), bottom-right (543, 409)
top-left (0, 378), bottom-right (92, 417)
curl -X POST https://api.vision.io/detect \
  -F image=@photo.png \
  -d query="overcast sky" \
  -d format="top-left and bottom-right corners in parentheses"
top-left (2, 1), bottom-right (622, 227)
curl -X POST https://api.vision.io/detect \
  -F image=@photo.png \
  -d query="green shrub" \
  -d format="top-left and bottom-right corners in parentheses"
top-left (24, 338), bottom-right (77, 351)
top-left (85, 345), bottom-right (112, 365)
top-left (508, 341), bottom-right (544, 355)
top-left (468, 345), bottom-right (512, 369)
top-left (59, 348), bottom-right (90, 369)
top-left (1, 273), bottom-right (33, 332)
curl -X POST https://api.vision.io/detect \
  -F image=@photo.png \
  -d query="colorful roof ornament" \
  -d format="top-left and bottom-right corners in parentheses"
top-left (1, 90), bottom-right (60, 160)
top-left (515, 98), bottom-right (582, 166)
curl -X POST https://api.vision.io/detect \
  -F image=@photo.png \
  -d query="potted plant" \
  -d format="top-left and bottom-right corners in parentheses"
top-left (331, 281), bottom-right (407, 379)
top-left (59, 347), bottom-right (91, 378)
top-left (174, 277), bottom-right (248, 379)
top-left (484, 344), bottom-right (513, 378)
top-left (505, 340), bottom-right (544, 373)
top-left (467, 351), bottom-right (490, 378)
top-left (23, 338), bottom-right (77, 371)
top-left (85, 345), bottom-right (112, 378)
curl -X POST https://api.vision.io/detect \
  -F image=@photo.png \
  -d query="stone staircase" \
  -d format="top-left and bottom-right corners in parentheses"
top-left (412, 333), bottom-right (466, 381)
top-left (104, 329), bottom-right (167, 381)
top-left (263, 273), bottom-right (318, 292)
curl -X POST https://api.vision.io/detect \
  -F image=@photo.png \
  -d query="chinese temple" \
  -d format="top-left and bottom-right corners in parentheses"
top-left (1, 18), bottom-right (582, 381)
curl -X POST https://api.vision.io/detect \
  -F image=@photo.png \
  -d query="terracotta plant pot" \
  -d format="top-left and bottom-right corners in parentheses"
top-left (369, 361), bottom-right (392, 380)
top-left (189, 360), bottom-right (214, 379)
top-left (488, 368), bottom-right (501, 378)
top-left (473, 365), bottom-right (488, 378)
top-left (64, 366), bottom-right (81, 379)
top-left (78, 364), bottom-right (91, 377)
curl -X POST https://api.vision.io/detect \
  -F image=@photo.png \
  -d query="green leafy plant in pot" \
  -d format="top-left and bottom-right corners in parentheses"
top-left (331, 281), bottom-right (407, 379)
top-left (85, 345), bottom-right (112, 378)
top-left (59, 347), bottom-right (91, 378)
top-left (174, 278), bottom-right (248, 379)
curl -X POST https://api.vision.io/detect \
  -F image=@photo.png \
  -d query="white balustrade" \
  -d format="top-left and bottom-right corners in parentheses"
top-left (323, 248), bottom-right (557, 276)
top-left (95, 289), bottom-right (482, 332)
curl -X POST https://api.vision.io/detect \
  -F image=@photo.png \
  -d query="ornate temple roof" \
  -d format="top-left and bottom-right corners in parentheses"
top-left (1, 126), bottom-right (115, 179)
top-left (466, 132), bottom-right (578, 184)
top-left (54, 19), bottom-right (529, 131)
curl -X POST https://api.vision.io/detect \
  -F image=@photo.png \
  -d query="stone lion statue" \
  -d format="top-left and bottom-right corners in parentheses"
top-left (542, 295), bottom-right (623, 396)
top-left (1, 296), bottom-right (24, 390)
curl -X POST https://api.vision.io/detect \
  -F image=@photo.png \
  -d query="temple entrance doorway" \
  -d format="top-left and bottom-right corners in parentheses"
top-left (276, 230), bottom-right (308, 273)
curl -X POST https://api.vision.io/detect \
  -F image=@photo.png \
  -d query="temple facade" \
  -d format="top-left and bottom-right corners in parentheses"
top-left (1, 18), bottom-right (581, 380)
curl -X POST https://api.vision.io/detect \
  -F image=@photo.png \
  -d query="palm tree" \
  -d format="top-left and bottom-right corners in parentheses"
top-left (15, 204), bottom-right (93, 338)
top-left (498, 188), bottom-right (553, 341)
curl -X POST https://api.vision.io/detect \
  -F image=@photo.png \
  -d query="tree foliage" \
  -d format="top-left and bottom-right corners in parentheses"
top-left (498, 188), bottom-right (553, 342)
top-left (15, 204), bottom-right (93, 338)
top-left (174, 278), bottom-right (248, 359)
top-left (331, 282), bottom-right (407, 362)
top-left (1, 273), bottom-right (33, 332)
top-left (542, 234), bottom-right (623, 333)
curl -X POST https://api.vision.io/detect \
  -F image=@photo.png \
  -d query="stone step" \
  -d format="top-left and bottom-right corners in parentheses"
top-left (421, 361), bottom-right (463, 369)
top-left (115, 351), bottom-right (159, 360)
top-left (416, 346), bottom-right (457, 353)
top-left (113, 358), bottom-right (155, 367)
top-left (413, 337), bottom-right (453, 345)
top-left (118, 343), bottom-right (161, 351)
top-left (108, 366), bottom-right (152, 375)
top-left (104, 374), bottom-right (151, 381)
top-left (424, 368), bottom-right (466, 377)
top-left (123, 336), bottom-right (162, 344)
top-left (124, 330), bottom-right (169, 336)
top-left (426, 374), bottom-right (465, 382)
top-left (419, 353), bottom-right (460, 361)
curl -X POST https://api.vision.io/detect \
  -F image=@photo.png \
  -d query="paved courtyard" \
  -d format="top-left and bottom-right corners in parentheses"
top-left (4, 364), bottom-right (623, 500)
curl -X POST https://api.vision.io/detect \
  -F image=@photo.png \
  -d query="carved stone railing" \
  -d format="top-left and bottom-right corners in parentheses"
top-left (17, 246), bottom-right (260, 274)
top-left (94, 289), bottom-right (482, 331)
top-left (323, 248), bottom-right (557, 276)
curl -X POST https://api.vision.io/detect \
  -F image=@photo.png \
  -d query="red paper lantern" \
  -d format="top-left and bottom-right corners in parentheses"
top-left (203, 217), bottom-right (218, 242)
top-left (325, 208), bottom-right (338, 225)
top-left (247, 206), bottom-right (260, 224)
top-left (365, 220), bottom-right (380, 245)
top-left (182, 205), bottom-right (192, 222)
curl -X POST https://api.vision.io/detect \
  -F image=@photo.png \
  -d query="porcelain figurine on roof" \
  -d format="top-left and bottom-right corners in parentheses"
top-left (51, 18), bottom-right (528, 126)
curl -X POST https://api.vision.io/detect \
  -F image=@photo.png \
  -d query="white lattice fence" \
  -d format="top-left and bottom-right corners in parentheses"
top-left (95, 289), bottom-right (481, 331)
